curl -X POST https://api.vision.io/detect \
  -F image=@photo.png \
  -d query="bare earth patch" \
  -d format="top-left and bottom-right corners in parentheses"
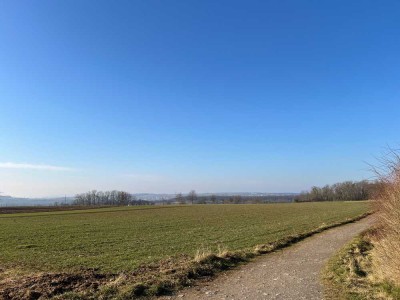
top-left (0, 269), bottom-right (112, 300)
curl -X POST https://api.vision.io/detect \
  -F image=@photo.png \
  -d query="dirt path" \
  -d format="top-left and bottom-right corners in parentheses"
top-left (163, 216), bottom-right (374, 300)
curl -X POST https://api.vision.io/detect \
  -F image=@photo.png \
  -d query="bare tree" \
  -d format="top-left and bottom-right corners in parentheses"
top-left (73, 190), bottom-right (147, 206)
top-left (187, 190), bottom-right (197, 205)
top-left (175, 193), bottom-right (185, 205)
top-left (294, 180), bottom-right (378, 202)
top-left (233, 195), bottom-right (242, 204)
top-left (210, 194), bottom-right (217, 204)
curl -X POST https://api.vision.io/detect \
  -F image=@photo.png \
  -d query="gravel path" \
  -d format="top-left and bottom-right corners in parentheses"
top-left (163, 216), bottom-right (374, 300)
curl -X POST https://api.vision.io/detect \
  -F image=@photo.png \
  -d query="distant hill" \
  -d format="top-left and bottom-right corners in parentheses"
top-left (0, 195), bottom-right (74, 207)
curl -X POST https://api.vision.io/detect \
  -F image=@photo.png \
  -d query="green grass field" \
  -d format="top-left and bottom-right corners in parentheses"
top-left (0, 202), bottom-right (369, 274)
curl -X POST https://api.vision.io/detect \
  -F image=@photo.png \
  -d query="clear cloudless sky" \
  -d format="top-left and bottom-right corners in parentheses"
top-left (1, 0), bottom-right (400, 197)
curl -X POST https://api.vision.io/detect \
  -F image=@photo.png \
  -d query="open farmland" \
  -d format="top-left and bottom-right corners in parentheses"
top-left (0, 202), bottom-right (369, 274)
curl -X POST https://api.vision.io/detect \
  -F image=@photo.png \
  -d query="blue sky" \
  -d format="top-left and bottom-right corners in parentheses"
top-left (1, 1), bottom-right (400, 197)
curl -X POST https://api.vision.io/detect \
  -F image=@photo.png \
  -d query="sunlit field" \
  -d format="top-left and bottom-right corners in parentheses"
top-left (0, 202), bottom-right (369, 273)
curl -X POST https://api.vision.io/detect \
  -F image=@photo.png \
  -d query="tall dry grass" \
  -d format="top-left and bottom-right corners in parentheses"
top-left (371, 149), bottom-right (400, 284)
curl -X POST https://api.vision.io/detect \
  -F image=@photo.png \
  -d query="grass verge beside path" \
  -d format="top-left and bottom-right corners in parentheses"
top-left (323, 230), bottom-right (400, 300)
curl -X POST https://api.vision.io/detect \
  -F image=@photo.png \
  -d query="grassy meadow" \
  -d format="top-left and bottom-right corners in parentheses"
top-left (0, 202), bottom-right (369, 274)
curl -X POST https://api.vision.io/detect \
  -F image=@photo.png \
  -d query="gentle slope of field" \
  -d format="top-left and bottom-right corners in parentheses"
top-left (0, 202), bottom-right (369, 274)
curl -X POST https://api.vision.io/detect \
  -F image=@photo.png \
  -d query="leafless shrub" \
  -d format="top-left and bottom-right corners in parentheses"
top-left (370, 148), bottom-right (400, 284)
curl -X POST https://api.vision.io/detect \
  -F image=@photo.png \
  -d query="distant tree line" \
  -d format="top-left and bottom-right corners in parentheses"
top-left (73, 190), bottom-right (153, 206)
top-left (294, 180), bottom-right (379, 202)
top-left (169, 190), bottom-right (295, 205)
top-left (174, 190), bottom-right (200, 204)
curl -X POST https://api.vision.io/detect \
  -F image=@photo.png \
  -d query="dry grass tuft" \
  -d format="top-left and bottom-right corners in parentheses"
top-left (194, 248), bottom-right (215, 263)
top-left (323, 233), bottom-right (396, 300)
top-left (216, 244), bottom-right (230, 257)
